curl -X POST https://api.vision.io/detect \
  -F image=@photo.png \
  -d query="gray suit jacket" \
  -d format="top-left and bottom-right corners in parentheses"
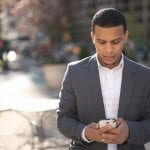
top-left (57, 54), bottom-right (150, 150)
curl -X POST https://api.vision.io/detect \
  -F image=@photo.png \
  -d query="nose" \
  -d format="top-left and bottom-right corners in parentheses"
top-left (105, 43), bottom-right (114, 53)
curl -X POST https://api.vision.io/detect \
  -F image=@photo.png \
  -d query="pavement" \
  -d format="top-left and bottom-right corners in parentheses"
top-left (0, 56), bottom-right (70, 150)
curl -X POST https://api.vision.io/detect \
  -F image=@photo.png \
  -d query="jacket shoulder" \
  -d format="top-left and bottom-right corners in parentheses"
top-left (68, 54), bottom-right (96, 69)
top-left (125, 57), bottom-right (150, 79)
top-left (129, 59), bottom-right (150, 72)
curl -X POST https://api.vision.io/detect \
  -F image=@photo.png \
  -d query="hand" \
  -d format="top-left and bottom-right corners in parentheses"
top-left (84, 122), bottom-right (113, 142)
top-left (100, 118), bottom-right (129, 144)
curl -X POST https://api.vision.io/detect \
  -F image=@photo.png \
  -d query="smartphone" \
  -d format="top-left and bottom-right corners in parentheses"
top-left (98, 118), bottom-right (116, 128)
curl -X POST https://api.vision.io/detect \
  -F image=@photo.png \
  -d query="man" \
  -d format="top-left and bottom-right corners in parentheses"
top-left (57, 8), bottom-right (150, 150)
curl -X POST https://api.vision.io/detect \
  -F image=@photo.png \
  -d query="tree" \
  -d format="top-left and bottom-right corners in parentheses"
top-left (6, 0), bottom-right (63, 40)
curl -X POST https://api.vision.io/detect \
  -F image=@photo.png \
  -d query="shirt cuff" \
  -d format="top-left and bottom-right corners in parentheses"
top-left (81, 126), bottom-right (94, 143)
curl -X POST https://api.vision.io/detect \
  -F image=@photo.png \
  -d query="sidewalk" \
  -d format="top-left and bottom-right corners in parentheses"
top-left (0, 57), bottom-right (70, 150)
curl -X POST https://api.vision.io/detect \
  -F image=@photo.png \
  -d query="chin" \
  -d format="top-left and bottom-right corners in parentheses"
top-left (103, 61), bottom-right (117, 68)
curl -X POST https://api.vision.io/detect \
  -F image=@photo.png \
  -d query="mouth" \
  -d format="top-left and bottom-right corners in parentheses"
top-left (103, 55), bottom-right (115, 59)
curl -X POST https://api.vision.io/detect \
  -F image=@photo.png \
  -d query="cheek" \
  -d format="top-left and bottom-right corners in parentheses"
top-left (119, 41), bottom-right (126, 49)
top-left (95, 44), bottom-right (103, 51)
top-left (115, 44), bottom-right (124, 52)
top-left (95, 47), bottom-right (104, 56)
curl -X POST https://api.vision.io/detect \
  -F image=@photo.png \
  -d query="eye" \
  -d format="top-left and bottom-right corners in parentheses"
top-left (112, 39), bottom-right (121, 44)
top-left (97, 40), bottom-right (106, 44)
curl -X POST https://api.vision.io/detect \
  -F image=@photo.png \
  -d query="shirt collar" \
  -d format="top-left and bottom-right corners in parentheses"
top-left (96, 53), bottom-right (124, 71)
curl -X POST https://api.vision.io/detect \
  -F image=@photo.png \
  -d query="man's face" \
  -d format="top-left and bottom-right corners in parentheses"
top-left (91, 25), bottom-right (128, 69)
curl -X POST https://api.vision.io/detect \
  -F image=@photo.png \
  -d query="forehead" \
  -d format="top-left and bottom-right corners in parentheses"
top-left (93, 25), bottom-right (125, 39)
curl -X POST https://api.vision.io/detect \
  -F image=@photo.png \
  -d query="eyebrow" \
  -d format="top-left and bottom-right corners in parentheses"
top-left (96, 37), bottom-right (122, 42)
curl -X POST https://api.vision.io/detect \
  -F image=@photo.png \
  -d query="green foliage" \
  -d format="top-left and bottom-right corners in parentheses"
top-left (79, 44), bottom-right (90, 59)
top-left (124, 12), bottom-right (143, 38)
top-left (0, 59), bottom-right (4, 66)
top-left (124, 12), bottom-right (147, 51)
top-left (124, 49), bottom-right (137, 61)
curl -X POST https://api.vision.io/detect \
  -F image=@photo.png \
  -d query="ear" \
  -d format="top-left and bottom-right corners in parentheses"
top-left (91, 32), bottom-right (95, 44)
top-left (124, 31), bottom-right (129, 43)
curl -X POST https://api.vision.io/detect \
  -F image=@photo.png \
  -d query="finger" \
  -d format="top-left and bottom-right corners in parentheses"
top-left (116, 118), bottom-right (124, 127)
top-left (95, 126), bottom-right (113, 142)
top-left (101, 138), bottom-right (123, 144)
top-left (85, 124), bottom-right (101, 141)
top-left (98, 125), bottom-right (112, 134)
top-left (102, 132), bottom-right (117, 141)
top-left (101, 133), bottom-right (121, 144)
top-left (109, 128), bottom-right (120, 134)
top-left (101, 137), bottom-right (116, 144)
top-left (88, 122), bottom-right (99, 129)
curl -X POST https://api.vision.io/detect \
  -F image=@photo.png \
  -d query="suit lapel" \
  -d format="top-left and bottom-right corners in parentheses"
top-left (118, 56), bottom-right (136, 117)
top-left (86, 55), bottom-right (105, 119)
top-left (85, 55), bottom-right (137, 119)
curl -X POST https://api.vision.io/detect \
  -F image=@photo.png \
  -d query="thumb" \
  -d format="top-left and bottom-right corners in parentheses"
top-left (116, 118), bottom-right (124, 127)
top-left (88, 122), bottom-right (99, 129)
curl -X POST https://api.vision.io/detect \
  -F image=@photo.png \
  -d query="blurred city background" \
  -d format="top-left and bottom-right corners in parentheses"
top-left (0, 0), bottom-right (149, 150)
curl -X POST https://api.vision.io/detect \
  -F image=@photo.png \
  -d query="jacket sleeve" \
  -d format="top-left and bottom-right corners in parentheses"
top-left (57, 64), bottom-right (85, 141)
top-left (127, 88), bottom-right (150, 145)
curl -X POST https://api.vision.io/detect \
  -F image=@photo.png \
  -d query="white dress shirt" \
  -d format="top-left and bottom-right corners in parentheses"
top-left (82, 54), bottom-right (124, 150)
top-left (97, 54), bottom-right (123, 150)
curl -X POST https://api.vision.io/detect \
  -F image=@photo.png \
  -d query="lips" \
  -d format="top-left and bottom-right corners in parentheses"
top-left (103, 55), bottom-right (115, 59)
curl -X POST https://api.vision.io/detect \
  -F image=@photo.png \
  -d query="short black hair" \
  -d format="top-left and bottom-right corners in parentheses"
top-left (91, 8), bottom-right (127, 33)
